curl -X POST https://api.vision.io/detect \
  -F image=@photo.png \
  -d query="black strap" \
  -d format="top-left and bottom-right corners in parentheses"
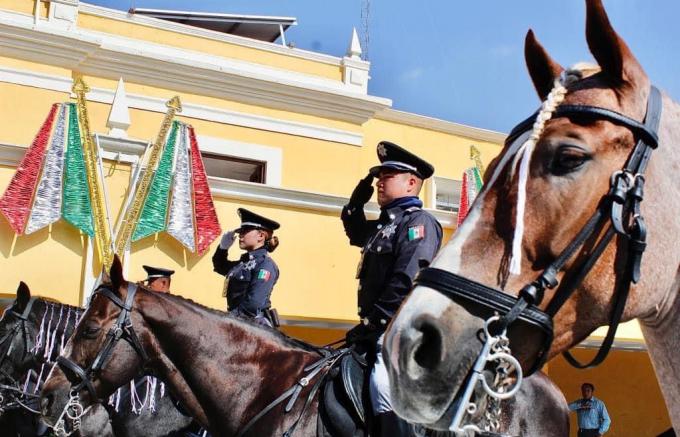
top-left (235, 348), bottom-right (350, 437)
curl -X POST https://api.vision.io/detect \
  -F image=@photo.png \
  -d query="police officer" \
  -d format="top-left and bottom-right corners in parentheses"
top-left (142, 265), bottom-right (174, 293)
top-left (342, 141), bottom-right (442, 435)
top-left (212, 208), bottom-right (280, 328)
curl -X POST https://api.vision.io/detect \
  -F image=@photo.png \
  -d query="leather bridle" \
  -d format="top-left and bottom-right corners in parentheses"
top-left (0, 298), bottom-right (36, 376)
top-left (415, 85), bottom-right (662, 375)
top-left (57, 283), bottom-right (149, 401)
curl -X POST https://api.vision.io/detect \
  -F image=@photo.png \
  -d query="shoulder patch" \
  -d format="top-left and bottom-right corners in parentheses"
top-left (407, 225), bottom-right (425, 241)
top-left (257, 269), bottom-right (271, 281)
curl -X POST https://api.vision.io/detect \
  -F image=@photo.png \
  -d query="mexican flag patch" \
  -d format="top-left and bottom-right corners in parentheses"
top-left (257, 269), bottom-right (271, 281)
top-left (408, 225), bottom-right (425, 241)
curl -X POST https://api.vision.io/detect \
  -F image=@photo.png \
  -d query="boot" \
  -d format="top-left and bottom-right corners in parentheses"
top-left (376, 411), bottom-right (411, 436)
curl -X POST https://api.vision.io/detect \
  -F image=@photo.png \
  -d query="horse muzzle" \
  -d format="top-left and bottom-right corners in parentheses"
top-left (383, 285), bottom-right (485, 425)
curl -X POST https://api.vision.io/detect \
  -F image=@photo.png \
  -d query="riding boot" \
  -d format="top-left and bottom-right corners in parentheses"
top-left (376, 411), bottom-right (411, 436)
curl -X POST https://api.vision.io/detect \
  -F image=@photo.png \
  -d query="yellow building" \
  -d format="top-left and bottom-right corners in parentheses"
top-left (0, 1), bottom-right (670, 435)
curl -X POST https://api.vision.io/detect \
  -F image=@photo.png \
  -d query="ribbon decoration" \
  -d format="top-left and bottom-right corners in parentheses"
top-left (2, 94), bottom-right (221, 258)
top-left (0, 104), bottom-right (58, 234)
top-left (72, 77), bottom-right (114, 268)
top-left (456, 145), bottom-right (485, 227)
top-left (114, 96), bottom-right (182, 258)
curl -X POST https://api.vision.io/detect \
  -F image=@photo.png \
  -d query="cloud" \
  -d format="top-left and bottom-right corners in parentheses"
top-left (399, 67), bottom-right (425, 82)
top-left (489, 44), bottom-right (516, 58)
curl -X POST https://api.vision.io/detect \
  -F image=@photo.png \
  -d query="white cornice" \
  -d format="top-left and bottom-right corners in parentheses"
top-left (0, 142), bottom-right (457, 229)
top-left (377, 109), bottom-right (506, 144)
top-left (0, 9), bottom-right (391, 124)
top-left (0, 65), bottom-right (363, 146)
top-left (78, 3), bottom-right (345, 67)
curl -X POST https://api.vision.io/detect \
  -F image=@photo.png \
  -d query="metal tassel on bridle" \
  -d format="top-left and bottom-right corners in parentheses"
top-left (72, 77), bottom-right (114, 269)
top-left (113, 96), bottom-right (182, 258)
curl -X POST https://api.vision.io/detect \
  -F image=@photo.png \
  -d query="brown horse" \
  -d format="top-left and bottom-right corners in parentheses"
top-left (385, 0), bottom-right (680, 432)
top-left (38, 257), bottom-right (568, 436)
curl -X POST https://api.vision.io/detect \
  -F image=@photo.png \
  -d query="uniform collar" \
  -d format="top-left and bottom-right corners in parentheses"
top-left (380, 196), bottom-right (422, 221)
top-left (245, 246), bottom-right (268, 259)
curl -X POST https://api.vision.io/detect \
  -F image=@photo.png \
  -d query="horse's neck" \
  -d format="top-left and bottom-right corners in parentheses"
top-left (636, 93), bottom-right (680, 430)
top-left (139, 293), bottom-right (318, 433)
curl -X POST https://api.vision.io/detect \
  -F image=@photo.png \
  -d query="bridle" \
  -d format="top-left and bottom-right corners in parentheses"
top-left (57, 283), bottom-right (149, 401)
top-left (0, 298), bottom-right (36, 372)
top-left (414, 85), bottom-right (662, 434)
top-left (53, 283), bottom-right (149, 435)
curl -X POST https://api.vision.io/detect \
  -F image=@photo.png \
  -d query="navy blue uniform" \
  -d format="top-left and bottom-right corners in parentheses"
top-left (212, 246), bottom-right (279, 320)
top-left (342, 201), bottom-right (442, 329)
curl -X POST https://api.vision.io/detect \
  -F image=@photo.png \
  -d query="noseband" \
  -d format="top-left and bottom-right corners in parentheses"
top-left (57, 283), bottom-right (149, 401)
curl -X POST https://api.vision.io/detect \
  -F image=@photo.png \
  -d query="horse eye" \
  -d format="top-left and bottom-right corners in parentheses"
top-left (81, 325), bottom-right (101, 339)
top-left (550, 146), bottom-right (590, 175)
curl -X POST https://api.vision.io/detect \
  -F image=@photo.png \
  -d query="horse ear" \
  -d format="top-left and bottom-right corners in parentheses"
top-left (585, 0), bottom-right (644, 85)
top-left (109, 255), bottom-right (125, 290)
top-left (15, 281), bottom-right (31, 312)
top-left (524, 29), bottom-right (564, 100)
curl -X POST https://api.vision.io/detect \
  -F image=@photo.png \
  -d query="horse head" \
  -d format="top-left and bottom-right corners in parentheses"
top-left (0, 282), bottom-right (38, 381)
top-left (40, 256), bottom-right (149, 427)
top-left (385, 0), bottom-right (680, 430)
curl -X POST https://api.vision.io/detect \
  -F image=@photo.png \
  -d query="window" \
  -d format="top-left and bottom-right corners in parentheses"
top-left (201, 153), bottom-right (266, 183)
top-left (434, 177), bottom-right (462, 212)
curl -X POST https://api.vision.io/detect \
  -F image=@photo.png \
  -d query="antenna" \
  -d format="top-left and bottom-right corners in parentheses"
top-left (361, 0), bottom-right (370, 60)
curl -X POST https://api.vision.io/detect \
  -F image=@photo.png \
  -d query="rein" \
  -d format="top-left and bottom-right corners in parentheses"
top-left (414, 86), bottom-right (662, 433)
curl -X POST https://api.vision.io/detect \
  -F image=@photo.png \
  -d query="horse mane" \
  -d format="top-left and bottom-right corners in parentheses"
top-left (135, 285), bottom-right (323, 355)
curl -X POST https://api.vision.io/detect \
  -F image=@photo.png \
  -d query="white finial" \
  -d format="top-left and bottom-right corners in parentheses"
top-left (347, 27), bottom-right (362, 59)
top-left (107, 78), bottom-right (131, 138)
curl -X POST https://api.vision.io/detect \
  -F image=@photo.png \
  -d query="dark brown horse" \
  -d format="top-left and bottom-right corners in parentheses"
top-left (385, 0), bottom-right (680, 432)
top-left (0, 282), bottom-right (194, 437)
top-left (39, 257), bottom-right (568, 436)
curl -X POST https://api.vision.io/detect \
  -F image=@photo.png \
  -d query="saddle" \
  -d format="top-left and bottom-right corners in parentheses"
top-left (319, 351), bottom-right (370, 437)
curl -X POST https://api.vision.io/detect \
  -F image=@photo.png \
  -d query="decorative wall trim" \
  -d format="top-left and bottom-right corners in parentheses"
top-left (377, 109), bottom-right (506, 144)
top-left (78, 3), bottom-right (347, 67)
top-left (0, 9), bottom-right (391, 124)
top-left (0, 142), bottom-right (457, 229)
top-left (0, 65), bottom-right (364, 146)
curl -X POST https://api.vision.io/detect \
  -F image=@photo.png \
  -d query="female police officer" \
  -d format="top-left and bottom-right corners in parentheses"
top-left (212, 208), bottom-right (280, 327)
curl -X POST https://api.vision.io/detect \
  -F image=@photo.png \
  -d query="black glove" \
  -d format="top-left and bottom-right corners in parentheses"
top-left (348, 174), bottom-right (375, 207)
top-left (345, 321), bottom-right (379, 345)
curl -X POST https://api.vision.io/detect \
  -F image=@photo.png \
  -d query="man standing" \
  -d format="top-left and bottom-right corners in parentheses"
top-left (569, 383), bottom-right (611, 437)
top-left (342, 141), bottom-right (442, 435)
top-left (142, 265), bottom-right (174, 293)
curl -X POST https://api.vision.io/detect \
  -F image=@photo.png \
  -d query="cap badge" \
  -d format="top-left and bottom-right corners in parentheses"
top-left (377, 143), bottom-right (387, 157)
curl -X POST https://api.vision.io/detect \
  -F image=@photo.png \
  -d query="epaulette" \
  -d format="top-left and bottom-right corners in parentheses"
top-left (405, 206), bottom-right (422, 214)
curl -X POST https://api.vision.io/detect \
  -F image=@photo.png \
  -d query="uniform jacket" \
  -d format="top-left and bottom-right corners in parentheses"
top-left (341, 198), bottom-right (442, 329)
top-left (212, 246), bottom-right (279, 317)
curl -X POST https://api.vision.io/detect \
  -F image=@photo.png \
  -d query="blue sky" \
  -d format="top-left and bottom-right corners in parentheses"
top-left (89, 0), bottom-right (680, 133)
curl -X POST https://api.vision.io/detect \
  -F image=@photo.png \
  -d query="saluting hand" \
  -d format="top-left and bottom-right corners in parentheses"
top-left (219, 229), bottom-right (238, 249)
top-left (349, 173), bottom-right (375, 207)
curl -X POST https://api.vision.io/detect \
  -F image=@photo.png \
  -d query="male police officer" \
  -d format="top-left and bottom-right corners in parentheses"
top-left (342, 141), bottom-right (442, 435)
top-left (142, 265), bottom-right (174, 293)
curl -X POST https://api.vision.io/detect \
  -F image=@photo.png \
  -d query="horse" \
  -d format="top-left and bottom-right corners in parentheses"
top-left (38, 256), bottom-right (568, 436)
top-left (0, 282), bottom-right (194, 436)
top-left (384, 0), bottom-right (680, 433)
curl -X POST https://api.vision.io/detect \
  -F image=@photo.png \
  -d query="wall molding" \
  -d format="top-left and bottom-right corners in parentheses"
top-left (377, 109), bottom-right (506, 144)
top-left (0, 142), bottom-right (457, 229)
top-left (0, 8), bottom-right (391, 124)
top-left (78, 3), bottom-right (347, 67)
top-left (0, 65), bottom-right (364, 146)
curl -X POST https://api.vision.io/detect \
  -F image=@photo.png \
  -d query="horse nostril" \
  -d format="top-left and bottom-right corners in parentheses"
top-left (413, 318), bottom-right (443, 371)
